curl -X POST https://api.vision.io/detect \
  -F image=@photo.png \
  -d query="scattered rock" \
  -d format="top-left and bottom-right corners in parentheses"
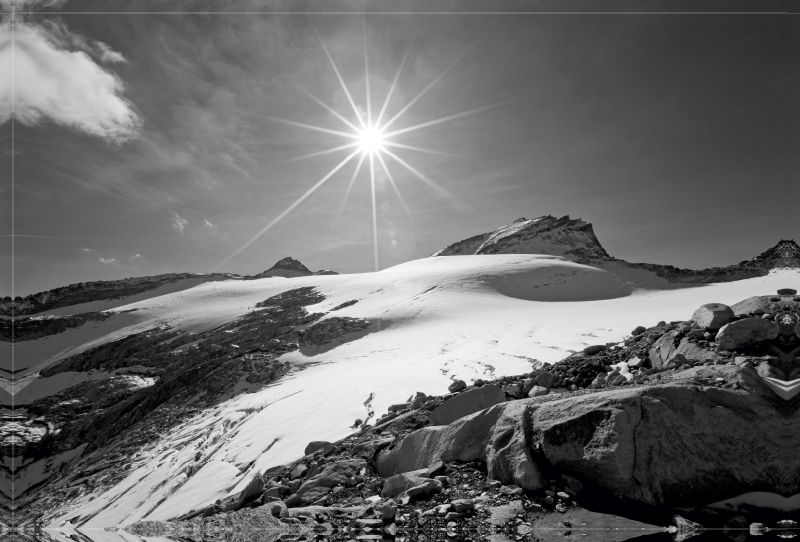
top-left (285, 459), bottom-right (366, 507)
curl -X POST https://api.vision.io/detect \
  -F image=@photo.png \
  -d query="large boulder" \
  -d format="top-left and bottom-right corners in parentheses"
top-left (428, 384), bottom-right (506, 426)
top-left (380, 366), bottom-right (800, 508)
top-left (377, 401), bottom-right (544, 490)
top-left (692, 303), bottom-right (734, 330)
top-left (730, 296), bottom-right (772, 316)
top-left (648, 330), bottom-right (723, 369)
top-left (284, 459), bottom-right (366, 507)
top-left (716, 318), bottom-right (779, 350)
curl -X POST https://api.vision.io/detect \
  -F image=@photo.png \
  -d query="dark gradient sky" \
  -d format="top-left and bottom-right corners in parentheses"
top-left (3, 0), bottom-right (799, 296)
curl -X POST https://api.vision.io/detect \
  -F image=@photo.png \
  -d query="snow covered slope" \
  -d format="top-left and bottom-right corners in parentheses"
top-left (38, 254), bottom-right (800, 529)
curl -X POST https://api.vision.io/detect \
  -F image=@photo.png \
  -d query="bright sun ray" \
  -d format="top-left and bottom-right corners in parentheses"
top-left (289, 78), bottom-right (361, 133)
top-left (313, 23), bottom-right (366, 129)
top-left (379, 39), bottom-right (482, 134)
top-left (375, 151), bottom-right (415, 226)
top-left (214, 149), bottom-right (361, 271)
top-left (215, 28), bottom-right (508, 273)
top-left (334, 152), bottom-right (367, 225)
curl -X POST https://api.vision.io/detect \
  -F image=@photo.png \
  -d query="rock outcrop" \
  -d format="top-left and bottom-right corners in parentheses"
top-left (253, 257), bottom-right (314, 278)
top-left (432, 215), bottom-right (612, 261)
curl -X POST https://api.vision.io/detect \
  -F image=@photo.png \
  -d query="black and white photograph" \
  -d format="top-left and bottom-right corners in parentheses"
top-left (1, 1), bottom-right (799, 540)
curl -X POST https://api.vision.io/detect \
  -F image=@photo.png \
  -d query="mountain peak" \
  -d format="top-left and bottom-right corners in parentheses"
top-left (432, 214), bottom-right (611, 261)
top-left (750, 240), bottom-right (800, 268)
top-left (253, 257), bottom-right (313, 278)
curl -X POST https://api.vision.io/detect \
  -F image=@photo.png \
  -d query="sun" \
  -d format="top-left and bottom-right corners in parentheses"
top-left (357, 124), bottom-right (385, 154)
top-left (214, 26), bottom-right (509, 274)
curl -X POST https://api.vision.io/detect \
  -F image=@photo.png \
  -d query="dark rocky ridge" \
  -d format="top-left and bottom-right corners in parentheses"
top-left (0, 273), bottom-right (239, 317)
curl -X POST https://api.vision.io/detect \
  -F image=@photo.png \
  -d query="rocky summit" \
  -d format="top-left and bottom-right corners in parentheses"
top-left (433, 215), bottom-right (612, 261)
top-left (252, 257), bottom-right (315, 278)
top-left (434, 216), bottom-right (800, 284)
top-left (119, 288), bottom-right (800, 541)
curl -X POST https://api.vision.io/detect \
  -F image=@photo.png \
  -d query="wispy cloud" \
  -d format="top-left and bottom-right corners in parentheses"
top-left (81, 247), bottom-right (96, 252)
top-left (0, 18), bottom-right (141, 142)
top-left (171, 211), bottom-right (188, 233)
top-left (98, 257), bottom-right (117, 265)
top-left (129, 253), bottom-right (143, 259)
top-left (203, 219), bottom-right (215, 228)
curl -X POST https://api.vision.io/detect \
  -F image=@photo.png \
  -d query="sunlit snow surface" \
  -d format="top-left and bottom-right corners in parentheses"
top-left (37, 255), bottom-right (800, 528)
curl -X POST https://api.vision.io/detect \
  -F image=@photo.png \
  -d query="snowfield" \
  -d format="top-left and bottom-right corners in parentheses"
top-left (33, 254), bottom-right (800, 528)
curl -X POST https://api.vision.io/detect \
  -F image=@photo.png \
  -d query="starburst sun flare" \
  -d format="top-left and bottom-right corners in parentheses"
top-left (214, 25), bottom-right (514, 274)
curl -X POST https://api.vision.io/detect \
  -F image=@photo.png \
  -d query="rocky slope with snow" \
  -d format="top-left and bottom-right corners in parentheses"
top-left (8, 220), bottom-right (800, 538)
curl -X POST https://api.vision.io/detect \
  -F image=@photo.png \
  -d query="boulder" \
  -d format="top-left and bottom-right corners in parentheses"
top-left (428, 384), bottom-right (506, 426)
top-left (716, 318), bottom-right (779, 350)
top-left (536, 372), bottom-right (555, 388)
top-left (381, 365), bottom-right (800, 508)
top-left (730, 296), bottom-right (772, 317)
top-left (381, 469), bottom-right (440, 498)
top-left (777, 288), bottom-right (797, 296)
top-left (631, 326), bottom-right (647, 336)
top-left (584, 345), bottom-right (607, 355)
top-left (284, 459), bottom-right (366, 507)
top-left (528, 385), bottom-right (549, 397)
top-left (692, 303), bottom-right (735, 330)
top-left (409, 392), bottom-right (429, 409)
top-left (448, 380), bottom-right (467, 393)
top-left (648, 331), bottom-right (723, 369)
top-left (264, 499), bottom-right (289, 518)
top-left (237, 475), bottom-right (265, 506)
top-left (304, 441), bottom-right (335, 457)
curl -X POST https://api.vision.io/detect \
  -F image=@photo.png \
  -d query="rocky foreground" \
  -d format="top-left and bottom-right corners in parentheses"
top-left (122, 289), bottom-right (800, 541)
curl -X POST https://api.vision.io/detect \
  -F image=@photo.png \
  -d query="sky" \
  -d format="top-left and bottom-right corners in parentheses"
top-left (1, 0), bottom-right (798, 296)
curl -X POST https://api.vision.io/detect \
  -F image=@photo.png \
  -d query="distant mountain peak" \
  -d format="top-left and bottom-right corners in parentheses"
top-left (750, 240), bottom-right (800, 268)
top-left (433, 214), bottom-right (611, 261)
top-left (253, 257), bottom-right (313, 279)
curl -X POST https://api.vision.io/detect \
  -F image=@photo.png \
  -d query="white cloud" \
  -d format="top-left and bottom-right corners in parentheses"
top-left (171, 211), bottom-right (188, 233)
top-left (0, 19), bottom-right (141, 142)
top-left (130, 253), bottom-right (143, 259)
top-left (204, 219), bottom-right (215, 228)
top-left (98, 257), bottom-right (116, 265)
top-left (81, 247), bottom-right (96, 252)
top-left (95, 41), bottom-right (126, 64)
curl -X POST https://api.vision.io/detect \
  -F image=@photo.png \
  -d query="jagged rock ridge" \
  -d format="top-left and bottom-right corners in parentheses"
top-left (628, 239), bottom-right (800, 283)
top-left (434, 216), bottom-right (800, 283)
top-left (432, 215), bottom-right (612, 262)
